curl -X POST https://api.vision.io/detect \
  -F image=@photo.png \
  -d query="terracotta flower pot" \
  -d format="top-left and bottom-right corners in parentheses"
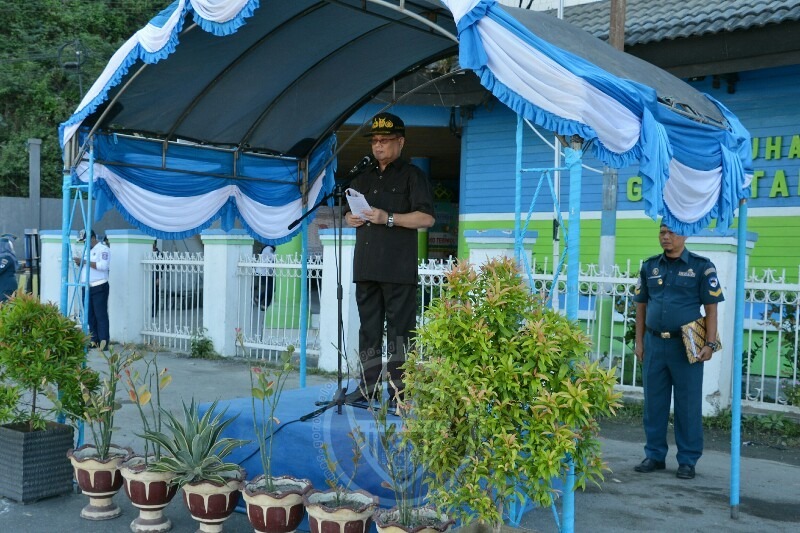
top-left (373, 506), bottom-right (454, 533)
top-left (181, 467), bottom-right (245, 533)
top-left (242, 475), bottom-right (312, 533)
top-left (303, 488), bottom-right (378, 533)
top-left (121, 455), bottom-right (179, 532)
top-left (67, 444), bottom-right (132, 520)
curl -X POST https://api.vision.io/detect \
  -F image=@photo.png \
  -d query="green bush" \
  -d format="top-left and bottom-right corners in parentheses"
top-left (0, 292), bottom-right (92, 431)
top-left (403, 257), bottom-right (621, 530)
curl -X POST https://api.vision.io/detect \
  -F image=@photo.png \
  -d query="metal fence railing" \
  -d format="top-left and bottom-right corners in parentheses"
top-left (141, 251), bottom-right (205, 353)
top-left (137, 249), bottom-right (799, 414)
top-left (741, 268), bottom-right (800, 411)
top-left (234, 253), bottom-right (323, 362)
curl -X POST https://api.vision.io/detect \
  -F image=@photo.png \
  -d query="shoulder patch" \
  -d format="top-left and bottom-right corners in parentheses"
top-left (708, 275), bottom-right (722, 297)
top-left (704, 267), bottom-right (716, 276)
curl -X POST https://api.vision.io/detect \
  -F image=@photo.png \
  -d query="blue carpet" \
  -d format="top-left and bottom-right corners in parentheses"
top-left (203, 381), bottom-right (405, 521)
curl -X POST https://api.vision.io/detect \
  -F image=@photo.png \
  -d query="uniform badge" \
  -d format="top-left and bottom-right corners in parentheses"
top-left (102, 252), bottom-right (109, 260)
top-left (652, 268), bottom-right (659, 276)
top-left (708, 276), bottom-right (722, 297)
top-left (658, 279), bottom-right (663, 285)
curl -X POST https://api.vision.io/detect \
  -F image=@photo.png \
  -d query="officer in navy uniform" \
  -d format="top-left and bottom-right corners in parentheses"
top-left (73, 229), bottom-right (111, 349)
top-left (633, 223), bottom-right (724, 480)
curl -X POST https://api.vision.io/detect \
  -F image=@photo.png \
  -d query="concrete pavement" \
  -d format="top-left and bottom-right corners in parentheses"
top-left (1, 349), bottom-right (798, 532)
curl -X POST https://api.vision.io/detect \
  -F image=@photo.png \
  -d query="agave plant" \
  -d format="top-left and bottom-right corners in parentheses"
top-left (141, 399), bottom-right (248, 487)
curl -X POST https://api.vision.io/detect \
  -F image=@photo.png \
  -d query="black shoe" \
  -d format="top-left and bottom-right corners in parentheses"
top-left (676, 464), bottom-right (695, 479)
top-left (634, 458), bottom-right (666, 473)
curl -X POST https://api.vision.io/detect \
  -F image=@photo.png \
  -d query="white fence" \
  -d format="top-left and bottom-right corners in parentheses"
top-left (141, 251), bottom-right (204, 353)
top-left (234, 253), bottom-right (323, 362)
top-left (137, 250), bottom-right (800, 414)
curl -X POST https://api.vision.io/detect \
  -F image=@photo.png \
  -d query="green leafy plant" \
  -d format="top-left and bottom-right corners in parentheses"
top-left (141, 399), bottom-right (248, 487)
top-left (246, 329), bottom-right (295, 493)
top-left (362, 380), bottom-right (451, 529)
top-left (403, 257), bottom-right (621, 532)
top-left (783, 380), bottom-right (800, 406)
top-left (124, 352), bottom-right (172, 464)
top-left (51, 347), bottom-right (139, 459)
top-left (0, 292), bottom-right (93, 431)
top-left (320, 426), bottom-right (367, 507)
top-left (190, 328), bottom-right (219, 359)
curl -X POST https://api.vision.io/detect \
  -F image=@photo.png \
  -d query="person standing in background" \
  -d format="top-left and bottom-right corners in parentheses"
top-left (254, 244), bottom-right (276, 311)
top-left (74, 229), bottom-right (111, 349)
top-left (0, 234), bottom-right (17, 303)
top-left (633, 223), bottom-right (724, 480)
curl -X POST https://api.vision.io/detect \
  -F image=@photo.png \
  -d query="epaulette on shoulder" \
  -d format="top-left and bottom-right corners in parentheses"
top-left (687, 250), bottom-right (711, 263)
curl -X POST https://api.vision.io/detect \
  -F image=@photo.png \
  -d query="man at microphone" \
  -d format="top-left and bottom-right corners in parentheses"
top-left (344, 112), bottom-right (435, 401)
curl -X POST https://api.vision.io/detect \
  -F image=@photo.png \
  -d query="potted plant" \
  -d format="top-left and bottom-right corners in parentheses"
top-left (60, 347), bottom-right (137, 520)
top-left (362, 381), bottom-right (454, 533)
top-left (0, 292), bottom-right (94, 503)
top-left (303, 425), bottom-right (379, 533)
top-left (240, 343), bottom-right (313, 533)
top-left (142, 399), bottom-right (248, 533)
top-left (402, 258), bottom-right (621, 533)
top-left (120, 352), bottom-right (179, 533)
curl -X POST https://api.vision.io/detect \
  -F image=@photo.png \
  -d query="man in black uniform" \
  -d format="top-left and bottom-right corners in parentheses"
top-left (344, 112), bottom-right (435, 399)
top-left (633, 223), bottom-right (724, 479)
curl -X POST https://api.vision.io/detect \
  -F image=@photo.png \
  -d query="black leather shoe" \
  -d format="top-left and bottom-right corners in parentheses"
top-left (634, 458), bottom-right (666, 473)
top-left (676, 464), bottom-right (695, 479)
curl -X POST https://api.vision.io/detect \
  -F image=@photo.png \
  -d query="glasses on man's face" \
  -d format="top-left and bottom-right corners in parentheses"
top-left (370, 136), bottom-right (399, 146)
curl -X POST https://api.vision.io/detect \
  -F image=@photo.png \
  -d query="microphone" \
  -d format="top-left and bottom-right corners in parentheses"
top-left (347, 155), bottom-right (373, 175)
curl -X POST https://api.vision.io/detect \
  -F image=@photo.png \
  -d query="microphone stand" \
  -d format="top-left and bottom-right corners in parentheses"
top-left (296, 163), bottom-right (370, 421)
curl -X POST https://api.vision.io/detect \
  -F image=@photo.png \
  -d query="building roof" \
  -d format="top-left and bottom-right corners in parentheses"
top-left (560, 0), bottom-right (800, 45)
top-left (545, 0), bottom-right (800, 77)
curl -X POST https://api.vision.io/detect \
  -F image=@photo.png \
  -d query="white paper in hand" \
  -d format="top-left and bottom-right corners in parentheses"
top-left (345, 188), bottom-right (372, 219)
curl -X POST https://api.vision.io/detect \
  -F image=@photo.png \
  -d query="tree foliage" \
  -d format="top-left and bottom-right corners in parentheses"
top-left (0, 0), bottom-right (171, 197)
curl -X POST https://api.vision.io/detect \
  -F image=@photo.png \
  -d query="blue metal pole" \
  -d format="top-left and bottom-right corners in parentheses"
top-left (299, 217), bottom-right (309, 388)
top-left (565, 144), bottom-right (582, 322)
top-left (730, 199), bottom-right (747, 519)
top-left (514, 115), bottom-right (523, 263)
top-left (562, 142), bottom-right (582, 533)
top-left (60, 172), bottom-right (71, 314)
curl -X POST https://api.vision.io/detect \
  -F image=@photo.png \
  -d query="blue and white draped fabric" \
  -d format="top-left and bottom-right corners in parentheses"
top-left (74, 133), bottom-right (335, 244)
top-left (443, 0), bottom-right (753, 235)
top-left (59, 0), bottom-right (259, 148)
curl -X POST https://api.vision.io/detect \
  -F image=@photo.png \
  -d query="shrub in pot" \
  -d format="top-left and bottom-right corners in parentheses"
top-left (402, 258), bottom-right (621, 533)
top-left (362, 381), bottom-right (453, 533)
top-left (303, 426), bottom-right (378, 533)
top-left (241, 343), bottom-right (313, 533)
top-left (120, 351), bottom-right (178, 533)
top-left (142, 399), bottom-right (248, 533)
top-left (0, 292), bottom-right (95, 503)
top-left (58, 347), bottom-right (138, 520)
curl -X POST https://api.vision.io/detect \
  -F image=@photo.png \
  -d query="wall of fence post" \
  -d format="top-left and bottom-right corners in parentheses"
top-left (107, 229), bottom-right (152, 344)
top-left (201, 229), bottom-right (254, 356)
top-left (464, 229), bottom-right (537, 267)
top-left (687, 229), bottom-right (757, 414)
top-left (318, 228), bottom-right (359, 373)
top-left (40, 230), bottom-right (70, 306)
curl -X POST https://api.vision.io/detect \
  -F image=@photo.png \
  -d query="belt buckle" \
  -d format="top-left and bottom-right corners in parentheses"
top-left (660, 332), bottom-right (671, 339)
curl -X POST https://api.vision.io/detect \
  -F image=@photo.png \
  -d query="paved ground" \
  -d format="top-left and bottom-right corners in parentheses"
top-left (1, 349), bottom-right (798, 532)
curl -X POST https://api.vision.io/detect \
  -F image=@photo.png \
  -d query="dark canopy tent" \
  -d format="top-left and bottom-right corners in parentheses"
top-left (61, 0), bottom-right (750, 243)
top-left (60, 0), bottom-right (753, 527)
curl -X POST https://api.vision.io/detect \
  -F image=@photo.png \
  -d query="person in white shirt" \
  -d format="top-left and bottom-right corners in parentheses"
top-left (73, 229), bottom-right (111, 349)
